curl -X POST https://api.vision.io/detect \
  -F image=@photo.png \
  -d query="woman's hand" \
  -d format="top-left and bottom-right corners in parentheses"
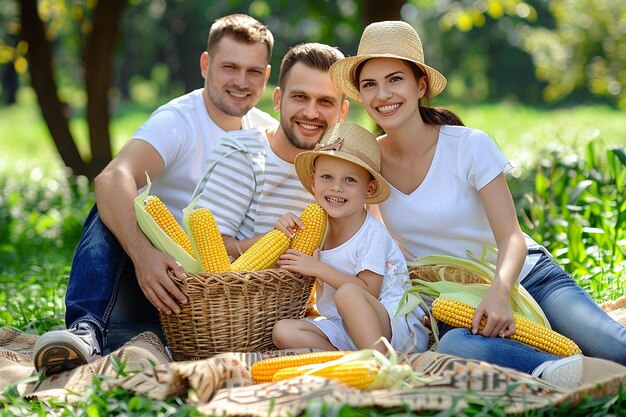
top-left (477, 173), bottom-right (526, 338)
top-left (472, 287), bottom-right (516, 338)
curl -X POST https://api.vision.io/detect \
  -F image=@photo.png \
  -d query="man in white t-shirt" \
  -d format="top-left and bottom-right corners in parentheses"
top-left (33, 14), bottom-right (277, 376)
top-left (195, 43), bottom-right (349, 258)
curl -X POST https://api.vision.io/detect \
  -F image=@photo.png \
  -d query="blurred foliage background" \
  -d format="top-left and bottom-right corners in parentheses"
top-left (0, 0), bottom-right (625, 177)
top-left (3, 0), bottom-right (625, 103)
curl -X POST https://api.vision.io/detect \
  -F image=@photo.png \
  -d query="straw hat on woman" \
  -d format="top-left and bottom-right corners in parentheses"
top-left (326, 20), bottom-right (626, 387)
top-left (329, 20), bottom-right (447, 101)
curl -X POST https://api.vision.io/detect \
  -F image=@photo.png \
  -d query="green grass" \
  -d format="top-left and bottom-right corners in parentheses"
top-left (449, 102), bottom-right (626, 163)
top-left (1, 92), bottom-right (625, 416)
top-left (1, 87), bottom-right (280, 170)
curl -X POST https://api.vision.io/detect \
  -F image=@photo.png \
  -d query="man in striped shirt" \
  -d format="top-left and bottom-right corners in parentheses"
top-left (195, 42), bottom-right (349, 258)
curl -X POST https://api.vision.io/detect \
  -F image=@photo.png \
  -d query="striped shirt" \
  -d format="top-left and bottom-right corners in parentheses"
top-left (194, 128), bottom-right (314, 240)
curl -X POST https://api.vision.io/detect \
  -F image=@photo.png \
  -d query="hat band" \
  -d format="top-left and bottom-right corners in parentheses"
top-left (314, 140), bottom-right (380, 175)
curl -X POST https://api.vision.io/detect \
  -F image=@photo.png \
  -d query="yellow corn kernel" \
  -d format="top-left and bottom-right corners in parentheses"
top-left (251, 351), bottom-right (349, 383)
top-left (290, 203), bottom-right (327, 255)
top-left (290, 203), bottom-right (326, 314)
top-left (431, 298), bottom-right (582, 356)
top-left (272, 360), bottom-right (381, 390)
top-left (188, 208), bottom-right (231, 273)
top-left (231, 229), bottom-right (290, 271)
top-left (144, 196), bottom-right (194, 258)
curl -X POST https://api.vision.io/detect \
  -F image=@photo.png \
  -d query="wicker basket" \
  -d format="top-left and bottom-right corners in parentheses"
top-left (409, 264), bottom-right (491, 285)
top-left (600, 295), bottom-right (626, 327)
top-left (160, 269), bottom-right (315, 361)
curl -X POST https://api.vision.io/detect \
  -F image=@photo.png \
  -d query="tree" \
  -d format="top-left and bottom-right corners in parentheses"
top-left (520, 0), bottom-right (626, 106)
top-left (19, 0), bottom-right (126, 179)
top-left (363, 0), bottom-right (403, 22)
top-left (14, 0), bottom-right (403, 178)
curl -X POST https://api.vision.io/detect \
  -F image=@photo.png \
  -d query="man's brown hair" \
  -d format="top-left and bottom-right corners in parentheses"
top-left (279, 43), bottom-right (345, 96)
top-left (207, 14), bottom-right (274, 63)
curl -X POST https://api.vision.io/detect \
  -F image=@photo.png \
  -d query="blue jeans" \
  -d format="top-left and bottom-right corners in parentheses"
top-left (438, 252), bottom-right (626, 372)
top-left (65, 205), bottom-right (161, 353)
top-left (438, 327), bottom-right (558, 374)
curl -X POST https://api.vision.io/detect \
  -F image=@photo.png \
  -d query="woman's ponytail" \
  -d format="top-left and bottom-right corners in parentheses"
top-left (419, 105), bottom-right (464, 126)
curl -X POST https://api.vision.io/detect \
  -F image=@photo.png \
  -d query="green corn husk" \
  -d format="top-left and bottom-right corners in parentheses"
top-left (407, 250), bottom-right (496, 283)
top-left (288, 337), bottom-right (433, 390)
top-left (400, 251), bottom-right (550, 329)
top-left (182, 194), bottom-right (210, 265)
top-left (134, 174), bottom-right (201, 273)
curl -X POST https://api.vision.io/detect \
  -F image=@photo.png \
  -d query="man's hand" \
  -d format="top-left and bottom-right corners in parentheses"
top-left (134, 247), bottom-right (188, 315)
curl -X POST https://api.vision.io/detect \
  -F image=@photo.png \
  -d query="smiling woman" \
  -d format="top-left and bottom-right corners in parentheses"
top-left (327, 20), bottom-right (626, 383)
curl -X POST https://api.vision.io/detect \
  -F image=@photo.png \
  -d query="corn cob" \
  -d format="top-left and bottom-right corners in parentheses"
top-left (272, 360), bottom-right (381, 390)
top-left (135, 176), bottom-right (200, 272)
top-left (144, 195), bottom-right (195, 258)
top-left (188, 208), bottom-right (231, 273)
top-left (231, 229), bottom-right (290, 271)
top-left (289, 203), bottom-right (326, 314)
top-left (251, 351), bottom-right (349, 383)
top-left (431, 298), bottom-right (582, 356)
top-left (407, 253), bottom-right (550, 328)
top-left (290, 203), bottom-right (327, 255)
top-left (260, 337), bottom-right (431, 390)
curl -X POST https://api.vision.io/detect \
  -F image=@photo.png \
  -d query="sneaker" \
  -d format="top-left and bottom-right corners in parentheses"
top-left (532, 354), bottom-right (626, 390)
top-left (532, 355), bottom-right (583, 389)
top-left (33, 322), bottom-right (102, 376)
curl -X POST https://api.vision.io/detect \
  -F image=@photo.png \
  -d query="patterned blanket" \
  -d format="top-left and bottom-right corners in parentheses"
top-left (1, 319), bottom-right (625, 416)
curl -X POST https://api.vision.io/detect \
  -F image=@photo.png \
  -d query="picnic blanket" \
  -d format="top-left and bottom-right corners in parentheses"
top-left (1, 296), bottom-right (625, 416)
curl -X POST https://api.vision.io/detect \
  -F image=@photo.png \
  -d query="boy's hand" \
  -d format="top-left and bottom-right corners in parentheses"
top-left (277, 249), bottom-right (320, 276)
top-left (274, 212), bottom-right (305, 238)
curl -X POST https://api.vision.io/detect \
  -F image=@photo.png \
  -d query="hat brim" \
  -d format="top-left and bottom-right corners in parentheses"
top-left (294, 150), bottom-right (391, 205)
top-left (329, 54), bottom-right (447, 102)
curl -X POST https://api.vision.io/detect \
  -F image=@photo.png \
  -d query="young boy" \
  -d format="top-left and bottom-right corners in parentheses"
top-left (272, 122), bottom-right (429, 353)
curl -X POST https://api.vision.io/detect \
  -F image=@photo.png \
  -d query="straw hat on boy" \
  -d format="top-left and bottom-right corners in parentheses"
top-left (294, 122), bottom-right (391, 204)
top-left (329, 20), bottom-right (447, 101)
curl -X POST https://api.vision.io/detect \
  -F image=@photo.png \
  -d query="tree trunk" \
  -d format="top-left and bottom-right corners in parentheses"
top-left (19, 0), bottom-right (88, 176)
top-left (84, 0), bottom-right (127, 178)
top-left (1, 62), bottom-right (18, 104)
top-left (362, 0), bottom-right (404, 23)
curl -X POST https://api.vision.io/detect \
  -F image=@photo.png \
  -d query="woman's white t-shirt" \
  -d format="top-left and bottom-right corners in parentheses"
top-left (378, 125), bottom-right (543, 281)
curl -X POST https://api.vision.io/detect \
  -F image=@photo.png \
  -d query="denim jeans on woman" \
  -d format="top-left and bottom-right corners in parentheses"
top-left (64, 205), bottom-right (161, 353)
top-left (437, 252), bottom-right (626, 373)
